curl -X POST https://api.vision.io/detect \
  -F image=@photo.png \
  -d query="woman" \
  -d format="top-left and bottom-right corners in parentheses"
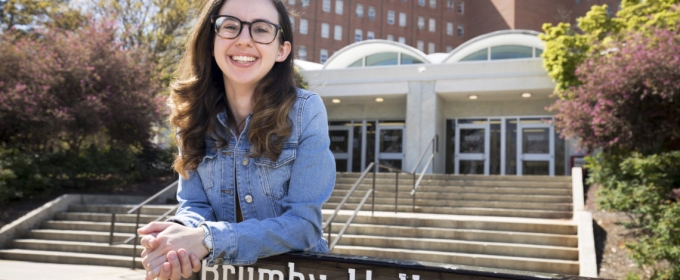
top-left (138, 0), bottom-right (336, 279)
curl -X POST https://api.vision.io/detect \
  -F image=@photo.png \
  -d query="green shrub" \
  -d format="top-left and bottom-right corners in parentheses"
top-left (587, 151), bottom-right (680, 279)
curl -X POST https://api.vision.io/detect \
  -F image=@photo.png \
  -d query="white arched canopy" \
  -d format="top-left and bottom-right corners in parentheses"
top-left (323, 40), bottom-right (430, 69)
top-left (443, 30), bottom-right (545, 63)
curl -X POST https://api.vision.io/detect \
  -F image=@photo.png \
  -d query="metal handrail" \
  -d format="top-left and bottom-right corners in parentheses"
top-left (107, 180), bottom-right (179, 269)
top-left (328, 189), bottom-right (373, 250)
top-left (410, 135), bottom-right (439, 174)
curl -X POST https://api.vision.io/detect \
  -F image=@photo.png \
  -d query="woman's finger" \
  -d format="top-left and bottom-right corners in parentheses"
top-left (177, 249), bottom-right (194, 278)
top-left (190, 253), bottom-right (202, 272)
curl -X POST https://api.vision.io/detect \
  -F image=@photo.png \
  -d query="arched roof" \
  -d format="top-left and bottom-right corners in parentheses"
top-left (443, 30), bottom-right (544, 63)
top-left (323, 39), bottom-right (430, 69)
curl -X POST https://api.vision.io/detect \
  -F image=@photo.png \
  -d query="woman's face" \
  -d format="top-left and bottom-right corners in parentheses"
top-left (213, 0), bottom-right (291, 91)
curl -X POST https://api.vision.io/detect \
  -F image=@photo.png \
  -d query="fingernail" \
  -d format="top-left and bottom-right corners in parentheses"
top-left (169, 253), bottom-right (177, 260)
top-left (178, 250), bottom-right (186, 257)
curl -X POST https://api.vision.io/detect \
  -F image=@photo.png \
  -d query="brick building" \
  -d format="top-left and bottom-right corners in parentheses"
top-left (285, 0), bottom-right (621, 63)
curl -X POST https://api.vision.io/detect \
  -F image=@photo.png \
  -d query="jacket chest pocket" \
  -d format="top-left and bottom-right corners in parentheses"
top-left (254, 148), bottom-right (296, 199)
top-left (197, 150), bottom-right (218, 191)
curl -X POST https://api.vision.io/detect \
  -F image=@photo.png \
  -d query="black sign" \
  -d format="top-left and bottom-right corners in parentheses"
top-left (201, 253), bottom-right (599, 280)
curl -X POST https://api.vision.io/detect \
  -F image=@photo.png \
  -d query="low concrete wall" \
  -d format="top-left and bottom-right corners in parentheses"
top-left (571, 167), bottom-right (598, 277)
top-left (0, 194), bottom-right (81, 249)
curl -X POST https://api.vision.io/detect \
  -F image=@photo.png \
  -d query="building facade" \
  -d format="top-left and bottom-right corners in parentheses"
top-left (285, 0), bottom-right (621, 63)
top-left (296, 30), bottom-right (586, 177)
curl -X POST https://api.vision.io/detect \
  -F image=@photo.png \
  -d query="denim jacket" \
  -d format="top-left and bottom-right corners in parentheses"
top-left (167, 89), bottom-right (336, 266)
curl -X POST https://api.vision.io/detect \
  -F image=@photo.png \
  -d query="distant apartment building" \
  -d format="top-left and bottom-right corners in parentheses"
top-left (285, 0), bottom-right (621, 63)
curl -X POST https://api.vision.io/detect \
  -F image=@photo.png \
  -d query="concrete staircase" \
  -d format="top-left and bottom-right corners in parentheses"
top-left (0, 201), bottom-right (176, 269)
top-left (0, 173), bottom-right (585, 276)
top-left (323, 172), bottom-right (580, 275)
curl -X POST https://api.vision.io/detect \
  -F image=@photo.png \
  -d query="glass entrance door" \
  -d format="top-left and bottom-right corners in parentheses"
top-left (329, 126), bottom-right (353, 172)
top-left (376, 125), bottom-right (404, 171)
top-left (455, 123), bottom-right (489, 175)
top-left (518, 123), bottom-right (554, 176)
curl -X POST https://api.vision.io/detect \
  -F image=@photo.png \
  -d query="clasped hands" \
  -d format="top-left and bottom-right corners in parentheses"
top-left (139, 222), bottom-right (208, 280)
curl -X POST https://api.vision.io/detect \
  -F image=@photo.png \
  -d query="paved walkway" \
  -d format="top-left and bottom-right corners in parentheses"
top-left (0, 260), bottom-right (146, 280)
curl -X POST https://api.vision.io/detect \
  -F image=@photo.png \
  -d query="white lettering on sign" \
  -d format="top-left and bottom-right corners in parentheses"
top-left (202, 261), bottom-right (328, 280)
top-left (348, 268), bottom-right (372, 280)
top-left (399, 273), bottom-right (421, 280)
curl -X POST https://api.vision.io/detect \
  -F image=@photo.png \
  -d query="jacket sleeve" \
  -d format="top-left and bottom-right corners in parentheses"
top-left (203, 93), bottom-right (336, 266)
top-left (166, 159), bottom-right (217, 228)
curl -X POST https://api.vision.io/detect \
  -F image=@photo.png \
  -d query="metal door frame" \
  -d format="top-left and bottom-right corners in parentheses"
top-left (375, 124), bottom-right (405, 170)
top-left (517, 123), bottom-right (554, 176)
top-left (329, 125), bottom-right (353, 172)
top-left (455, 122), bottom-right (490, 175)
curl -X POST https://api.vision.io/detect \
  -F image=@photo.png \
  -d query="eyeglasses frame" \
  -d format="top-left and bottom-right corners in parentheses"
top-left (210, 15), bottom-right (285, 44)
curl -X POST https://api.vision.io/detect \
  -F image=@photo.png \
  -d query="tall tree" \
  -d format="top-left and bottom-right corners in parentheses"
top-left (0, 0), bottom-right (75, 30)
top-left (540, 0), bottom-right (680, 99)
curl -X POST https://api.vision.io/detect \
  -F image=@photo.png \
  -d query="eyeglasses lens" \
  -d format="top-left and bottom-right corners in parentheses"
top-left (215, 17), bottom-right (277, 44)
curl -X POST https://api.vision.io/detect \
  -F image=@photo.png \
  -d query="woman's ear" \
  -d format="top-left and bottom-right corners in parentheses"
top-left (276, 41), bottom-right (292, 62)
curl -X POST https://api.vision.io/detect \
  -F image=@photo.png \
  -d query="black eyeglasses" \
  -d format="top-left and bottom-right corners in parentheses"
top-left (211, 15), bottom-right (284, 44)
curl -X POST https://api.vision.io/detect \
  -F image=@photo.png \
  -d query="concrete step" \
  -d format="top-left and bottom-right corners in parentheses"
top-left (27, 229), bottom-right (141, 244)
top-left (11, 239), bottom-right (141, 256)
top-left (331, 234), bottom-right (578, 261)
top-left (321, 213), bottom-right (577, 235)
top-left (335, 172), bottom-right (573, 183)
top-left (68, 204), bottom-right (176, 215)
top-left (326, 223), bottom-right (578, 247)
top-left (322, 204), bottom-right (573, 219)
top-left (328, 191), bottom-right (572, 203)
top-left (54, 212), bottom-right (169, 224)
top-left (330, 246), bottom-right (579, 275)
top-left (334, 178), bottom-right (571, 188)
top-left (331, 184), bottom-right (572, 195)
top-left (0, 249), bottom-right (143, 269)
top-left (325, 196), bottom-right (573, 211)
top-left (41, 220), bottom-right (139, 234)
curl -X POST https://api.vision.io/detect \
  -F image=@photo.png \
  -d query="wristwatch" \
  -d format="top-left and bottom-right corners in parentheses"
top-left (200, 224), bottom-right (213, 258)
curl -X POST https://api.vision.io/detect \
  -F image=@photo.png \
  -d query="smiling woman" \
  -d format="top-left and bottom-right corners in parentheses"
top-left (136, 1), bottom-right (336, 279)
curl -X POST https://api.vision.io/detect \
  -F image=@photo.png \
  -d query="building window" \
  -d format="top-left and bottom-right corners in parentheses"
top-left (417, 16), bottom-right (425, 30)
top-left (355, 29), bottom-right (362, 42)
top-left (321, 23), bottom-right (329, 38)
top-left (387, 34), bottom-right (394, 41)
top-left (418, 0), bottom-right (425, 6)
top-left (457, 24), bottom-right (464, 37)
top-left (446, 22), bottom-right (453, 36)
top-left (334, 25), bottom-right (342, 40)
top-left (301, 0), bottom-right (309, 7)
top-left (575, 0), bottom-right (582, 4)
top-left (387, 10), bottom-right (395, 25)
top-left (356, 4), bottom-right (364, 18)
top-left (322, 0), bottom-right (331, 12)
top-left (417, 40), bottom-right (424, 51)
top-left (428, 42), bottom-right (435, 53)
top-left (430, 0), bottom-right (436, 8)
top-left (367, 31), bottom-right (375, 40)
top-left (429, 18), bottom-right (435, 32)
top-left (368, 6), bottom-right (376, 20)
top-left (447, 0), bottom-right (454, 11)
top-left (320, 49), bottom-right (328, 63)
top-left (398, 36), bottom-right (406, 44)
top-left (458, 1), bottom-right (464, 14)
top-left (399, 12), bottom-right (406, 27)
top-left (298, 46), bottom-right (307, 60)
top-left (300, 19), bottom-right (308, 34)
top-left (335, 0), bottom-right (343, 15)
top-left (446, 45), bottom-right (453, 52)
top-left (289, 16), bottom-right (295, 32)
top-left (288, 0), bottom-right (296, 5)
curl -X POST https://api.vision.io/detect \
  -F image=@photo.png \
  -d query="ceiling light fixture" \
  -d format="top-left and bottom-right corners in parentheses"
top-left (331, 98), bottom-right (341, 104)
top-left (468, 95), bottom-right (478, 100)
top-left (375, 97), bottom-right (384, 102)
top-left (521, 92), bottom-right (533, 98)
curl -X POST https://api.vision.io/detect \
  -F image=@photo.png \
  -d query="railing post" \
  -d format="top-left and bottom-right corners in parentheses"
top-left (412, 173), bottom-right (416, 212)
top-left (132, 208), bottom-right (141, 269)
top-left (327, 224), bottom-right (331, 245)
top-left (394, 172), bottom-right (399, 213)
top-left (372, 165), bottom-right (376, 216)
top-left (108, 213), bottom-right (116, 245)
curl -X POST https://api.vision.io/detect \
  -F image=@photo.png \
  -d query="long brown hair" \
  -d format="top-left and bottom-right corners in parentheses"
top-left (169, 0), bottom-right (297, 178)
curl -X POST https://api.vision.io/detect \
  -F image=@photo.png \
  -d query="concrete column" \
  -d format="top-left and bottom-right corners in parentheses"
top-left (405, 80), bottom-right (443, 174)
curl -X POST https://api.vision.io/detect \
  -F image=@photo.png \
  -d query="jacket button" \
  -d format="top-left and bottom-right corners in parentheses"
top-left (245, 195), bottom-right (253, 203)
top-left (242, 158), bottom-right (249, 165)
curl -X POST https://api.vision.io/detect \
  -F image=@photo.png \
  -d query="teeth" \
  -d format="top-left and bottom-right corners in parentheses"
top-left (232, 56), bottom-right (256, 62)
